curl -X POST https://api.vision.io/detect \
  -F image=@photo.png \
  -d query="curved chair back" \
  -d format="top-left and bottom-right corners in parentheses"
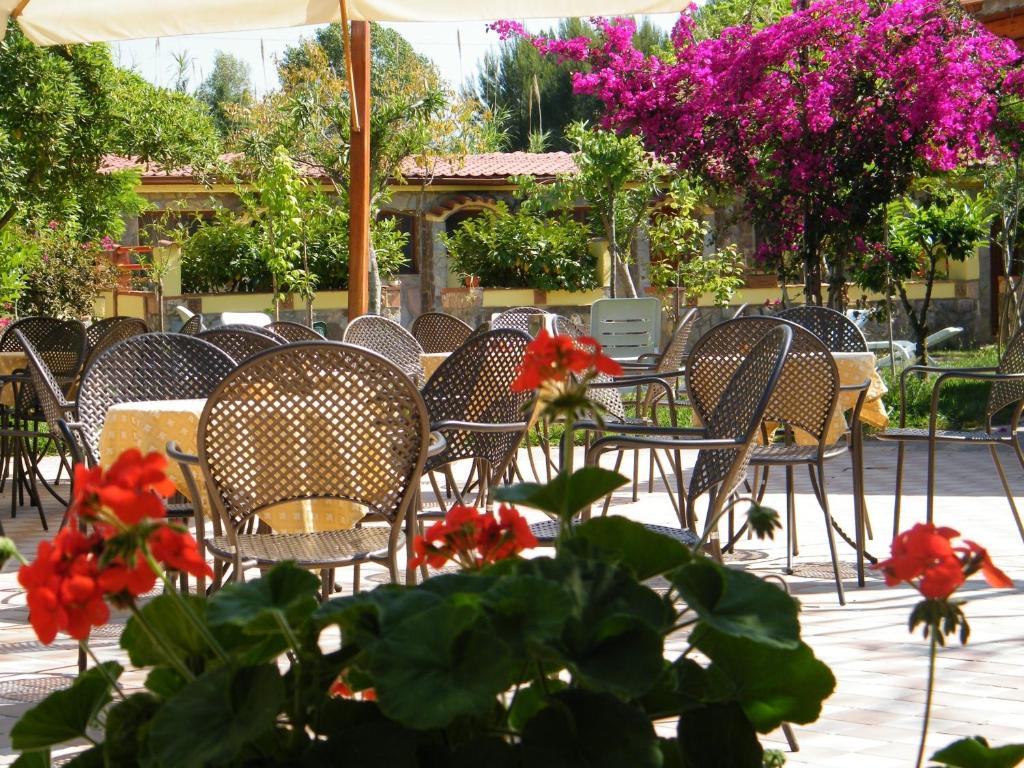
top-left (654, 307), bottom-right (699, 375)
top-left (421, 329), bottom-right (533, 476)
top-left (0, 317), bottom-right (87, 380)
top-left (76, 333), bottom-right (236, 464)
top-left (343, 315), bottom-right (425, 386)
top-left (491, 307), bottom-right (549, 337)
top-left (988, 327), bottom-right (1024, 423)
top-left (778, 305), bottom-right (867, 352)
top-left (198, 325), bottom-right (285, 363)
top-left (590, 297), bottom-right (662, 360)
top-left (552, 315), bottom-right (627, 422)
top-left (15, 330), bottom-right (75, 438)
top-left (411, 312), bottom-right (473, 354)
top-left (198, 342), bottom-right (430, 531)
top-left (687, 317), bottom-right (839, 448)
top-left (83, 317), bottom-right (148, 375)
top-left (686, 325), bottom-right (793, 505)
top-left (179, 314), bottom-right (205, 335)
top-left (267, 320), bottom-right (325, 342)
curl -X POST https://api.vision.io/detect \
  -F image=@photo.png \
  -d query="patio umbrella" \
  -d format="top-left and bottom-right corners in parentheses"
top-left (1, 0), bottom-right (683, 318)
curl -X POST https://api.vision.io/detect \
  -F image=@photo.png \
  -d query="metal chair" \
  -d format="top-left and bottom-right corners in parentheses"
top-left (267, 320), bottom-right (325, 342)
top-left (589, 297), bottom-right (663, 361)
top-left (196, 342), bottom-right (430, 594)
top-left (687, 317), bottom-right (868, 604)
top-left (548, 325), bottom-right (793, 555)
top-left (877, 327), bottom-right (1024, 543)
top-left (179, 314), bottom-right (205, 335)
top-left (491, 307), bottom-right (549, 336)
top-left (778, 305), bottom-right (868, 352)
top-left (198, 325), bottom-right (285, 363)
top-left (343, 315), bottom-right (425, 387)
top-left (83, 317), bottom-right (148, 375)
top-left (420, 329), bottom-right (532, 511)
top-left (69, 333), bottom-right (236, 467)
top-left (411, 312), bottom-right (474, 353)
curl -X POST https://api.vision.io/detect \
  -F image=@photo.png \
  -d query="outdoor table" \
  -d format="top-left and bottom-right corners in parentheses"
top-left (787, 350), bottom-right (887, 446)
top-left (100, 399), bottom-right (449, 535)
top-left (0, 352), bottom-right (27, 407)
top-left (420, 352), bottom-right (450, 381)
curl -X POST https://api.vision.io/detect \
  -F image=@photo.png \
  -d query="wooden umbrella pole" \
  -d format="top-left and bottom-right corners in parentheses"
top-left (347, 17), bottom-right (372, 320)
top-left (338, 0), bottom-right (360, 132)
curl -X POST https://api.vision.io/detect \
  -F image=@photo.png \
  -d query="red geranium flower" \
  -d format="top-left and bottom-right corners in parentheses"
top-left (511, 330), bottom-right (622, 392)
top-left (959, 540), bottom-right (1014, 589)
top-left (97, 552), bottom-right (158, 599)
top-left (148, 526), bottom-right (213, 580)
top-left (73, 449), bottom-right (176, 525)
top-left (477, 504), bottom-right (538, 563)
top-left (18, 527), bottom-right (109, 644)
top-left (410, 504), bottom-right (536, 570)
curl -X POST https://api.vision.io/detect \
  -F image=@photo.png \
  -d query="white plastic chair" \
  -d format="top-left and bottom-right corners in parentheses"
top-left (219, 311), bottom-right (272, 328)
top-left (589, 297), bottom-right (662, 361)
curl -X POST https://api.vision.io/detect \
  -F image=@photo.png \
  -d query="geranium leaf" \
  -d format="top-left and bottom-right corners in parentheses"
top-left (694, 627), bottom-right (836, 731)
top-left (369, 601), bottom-right (518, 730)
top-left (495, 467), bottom-right (627, 521)
top-left (11, 750), bottom-right (49, 768)
top-left (520, 689), bottom-right (662, 768)
top-left (484, 574), bottom-right (575, 653)
top-left (102, 693), bottom-right (160, 766)
top-left (147, 664), bottom-right (284, 766)
top-left (670, 557), bottom-right (800, 648)
top-left (312, 699), bottom-right (420, 764)
top-left (206, 561), bottom-right (320, 634)
top-left (574, 516), bottom-right (692, 579)
top-left (11, 662), bottom-right (122, 750)
top-left (122, 593), bottom-right (209, 667)
top-left (677, 701), bottom-right (763, 768)
top-left (931, 737), bottom-right (1024, 768)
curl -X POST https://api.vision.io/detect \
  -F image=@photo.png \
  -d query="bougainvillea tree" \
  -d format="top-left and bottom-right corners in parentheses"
top-left (494, 0), bottom-right (1024, 305)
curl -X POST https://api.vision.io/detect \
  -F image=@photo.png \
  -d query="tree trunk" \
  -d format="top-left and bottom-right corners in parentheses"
top-left (898, 285), bottom-right (929, 364)
top-left (827, 249), bottom-right (847, 311)
top-left (155, 286), bottom-right (165, 332)
top-left (0, 205), bottom-right (16, 233)
top-left (802, 215), bottom-right (823, 306)
top-left (272, 274), bottom-right (280, 321)
top-left (368, 241), bottom-right (381, 315)
top-left (607, 200), bottom-right (638, 298)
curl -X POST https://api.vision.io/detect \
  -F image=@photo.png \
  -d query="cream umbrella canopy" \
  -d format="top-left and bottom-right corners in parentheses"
top-left (1, 0), bottom-right (683, 317)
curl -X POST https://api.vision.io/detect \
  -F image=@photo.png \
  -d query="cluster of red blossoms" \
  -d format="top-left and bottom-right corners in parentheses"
top-left (874, 523), bottom-right (1013, 600)
top-left (511, 330), bottom-right (622, 392)
top-left (410, 504), bottom-right (537, 571)
top-left (17, 449), bottom-right (212, 644)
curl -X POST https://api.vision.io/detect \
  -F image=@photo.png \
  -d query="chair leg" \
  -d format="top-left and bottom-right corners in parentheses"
top-left (816, 464), bottom-right (846, 606)
top-left (785, 465), bottom-right (795, 574)
top-left (926, 437), bottom-right (937, 526)
top-left (990, 445), bottom-right (1024, 543)
top-left (782, 723), bottom-right (800, 752)
top-left (893, 441), bottom-right (905, 538)
top-left (631, 449), bottom-right (640, 502)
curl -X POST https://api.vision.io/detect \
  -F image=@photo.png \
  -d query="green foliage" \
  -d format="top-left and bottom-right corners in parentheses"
top-left (179, 209), bottom-right (267, 293)
top-left (0, 227), bottom-right (33, 312)
top-left (15, 223), bottom-right (118, 319)
top-left (932, 737), bottom-right (1024, 768)
top-left (11, 469), bottom-right (834, 767)
top-left (650, 177), bottom-right (746, 310)
top-left (0, 22), bottom-right (219, 238)
top-left (477, 18), bottom-right (668, 151)
top-left (518, 123), bottom-right (667, 297)
top-left (691, 0), bottom-right (793, 40)
top-left (196, 51), bottom-right (253, 135)
top-left (440, 202), bottom-right (596, 290)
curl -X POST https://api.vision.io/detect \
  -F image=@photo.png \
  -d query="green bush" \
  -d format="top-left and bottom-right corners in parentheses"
top-left (441, 202), bottom-right (597, 290)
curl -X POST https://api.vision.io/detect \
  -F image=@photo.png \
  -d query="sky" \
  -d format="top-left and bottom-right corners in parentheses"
top-left (110, 15), bottom-right (682, 97)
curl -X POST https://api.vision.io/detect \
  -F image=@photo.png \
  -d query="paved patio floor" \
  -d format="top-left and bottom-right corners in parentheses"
top-left (0, 440), bottom-right (1021, 765)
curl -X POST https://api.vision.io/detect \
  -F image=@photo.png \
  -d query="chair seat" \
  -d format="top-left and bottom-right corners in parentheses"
top-left (876, 427), bottom-right (1013, 444)
top-left (751, 443), bottom-right (849, 465)
top-left (207, 527), bottom-right (400, 569)
top-left (528, 518), bottom-right (699, 547)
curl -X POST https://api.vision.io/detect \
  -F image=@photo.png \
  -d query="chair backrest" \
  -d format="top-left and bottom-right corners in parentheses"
top-left (778, 305), bottom-right (867, 352)
top-left (988, 327), bottom-right (1024, 422)
top-left (421, 329), bottom-right (533, 474)
top-left (0, 317), bottom-right (87, 379)
top-left (220, 311), bottom-right (271, 328)
top-left (491, 307), bottom-right (549, 336)
top-left (179, 314), bottom-right (204, 335)
top-left (654, 308), bottom-right (699, 375)
top-left (198, 342), bottom-right (430, 530)
top-left (686, 325), bottom-right (792, 510)
top-left (343, 315), bottom-right (425, 386)
top-left (14, 330), bottom-right (74, 437)
top-left (688, 317), bottom-right (839, 447)
top-left (198, 325), bottom-right (285, 363)
top-left (83, 317), bottom-right (148, 375)
top-left (77, 333), bottom-right (236, 464)
top-left (552, 315), bottom-right (627, 422)
top-left (266, 321), bottom-right (325, 342)
top-left (589, 297), bottom-right (663, 360)
top-left (411, 312), bottom-right (473, 354)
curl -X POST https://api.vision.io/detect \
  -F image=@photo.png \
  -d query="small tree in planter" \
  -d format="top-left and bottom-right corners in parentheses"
top-left (649, 177), bottom-right (745, 321)
top-left (850, 186), bottom-right (992, 362)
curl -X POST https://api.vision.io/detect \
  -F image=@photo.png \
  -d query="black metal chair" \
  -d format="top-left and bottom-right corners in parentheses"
top-left (267, 320), bottom-right (325, 342)
top-left (778, 305), bottom-right (868, 352)
top-left (411, 312), bottom-right (474, 354)
top-left (83, 317), bottom-right (148, 375)
top-left (491, 306), bottom-right (549, 336)
top-left (198, 325), bottom-right (285, 363)
top-left (343, 315), bottom-right (425, 387)
top-left (877, 326), bottom-right (1024, 542)
top-left (179, 314), bottom-right (205, 335)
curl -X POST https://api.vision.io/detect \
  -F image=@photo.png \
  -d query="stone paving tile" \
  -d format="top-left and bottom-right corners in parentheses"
top-left (0, 441), bottom-right (1021, 765)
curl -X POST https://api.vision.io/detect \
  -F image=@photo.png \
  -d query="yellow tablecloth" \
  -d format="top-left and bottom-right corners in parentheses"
top-left (99, 399), bottom-right (365, 533)
top-left (792, 351), bottom-right (888, 445)
top-left (0, 352), bottom-right (27, 407)
top-left (420, 352), bottom-right (450, 381)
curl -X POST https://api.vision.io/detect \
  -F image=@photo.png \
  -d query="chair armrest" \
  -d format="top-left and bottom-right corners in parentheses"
top-left (588, 433), bottom-right (746, 456)
top-left (839, 379), bottom-right (871, 393)
top-left (576, 421), bottom-right (706, 437)
top-left (587, 374), bottom-right (677, 425)
top-left (166, 442), bottom-right (199, 465)
top-left (430, 419), bottom-right (529, 433)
